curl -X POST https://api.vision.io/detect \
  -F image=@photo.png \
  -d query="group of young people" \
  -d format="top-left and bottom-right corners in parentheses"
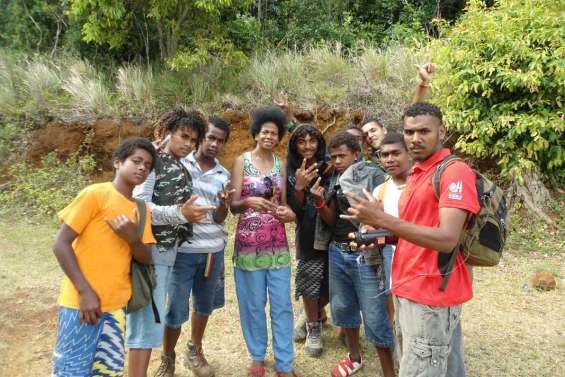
top-left (51, 65), bottom-right (480, 377)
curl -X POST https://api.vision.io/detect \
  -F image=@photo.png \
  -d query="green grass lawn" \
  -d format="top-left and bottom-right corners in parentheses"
top-left (0, 212), bottom-right (563, 377)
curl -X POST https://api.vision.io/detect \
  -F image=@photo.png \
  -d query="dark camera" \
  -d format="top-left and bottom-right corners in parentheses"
top-left (263, 176), bottom-right (274, 200)
top-left (351, 229), bottom-right (394, 246)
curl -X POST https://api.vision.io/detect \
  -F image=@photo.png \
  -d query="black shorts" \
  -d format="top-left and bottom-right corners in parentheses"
top-left (295, 256), bottom-right (329, 301)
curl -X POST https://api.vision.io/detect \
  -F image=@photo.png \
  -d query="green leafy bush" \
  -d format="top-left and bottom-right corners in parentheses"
top-left (0, 122), bottom-right (22, 161)
top-left (0, 152), bottom-right (96, 217)
top-left (433, 0), bottom-right (564, 182)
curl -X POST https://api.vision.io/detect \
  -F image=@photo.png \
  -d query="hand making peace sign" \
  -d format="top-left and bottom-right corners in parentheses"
top-left (294, 158), bottom-right (318, 191)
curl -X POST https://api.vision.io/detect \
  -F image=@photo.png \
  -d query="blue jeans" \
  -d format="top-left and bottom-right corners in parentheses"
top-left (165, 251), bottom-right (224, 329)
top-left (234, 267), bottom-right (294, 373)
top-left (329, 242), bottom-right (394, 348)
top-left (126, 264), bottom-right (173, 349)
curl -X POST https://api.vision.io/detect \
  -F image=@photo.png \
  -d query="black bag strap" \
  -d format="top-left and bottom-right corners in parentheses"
top-left (133, 199), bottom-right (161, 323)
top-left (432, 155), bottom-right (461, 199)
top-left (439, 245), bottom-right (460, 291)
top-left (432, 155), bottom-right (467, 291)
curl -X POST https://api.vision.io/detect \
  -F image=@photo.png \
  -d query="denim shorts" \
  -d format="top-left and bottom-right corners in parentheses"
top-left (382, 244), bottom-right (395, 295)
top-left (165, 250), bottom-right (224, 328)
top-left (126, 264), bottom-right (173, 349)
top-left (329, 242), bottom-right (394, 348)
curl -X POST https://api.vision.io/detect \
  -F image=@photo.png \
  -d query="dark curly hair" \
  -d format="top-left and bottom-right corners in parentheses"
top-left (113, 137), bottom-right (157, 171)
top-left (286, 124), bottom-right (327, 178)
top-left (328, 130), bottom-right (361, 153)
top-left (154, 106), bottom-right (208, 146)
top-left (381, 132), bottom-right (407, 150)
top-left (250, 106), bottom-right (288, 141)
top-left (209, 115), bottom-right (230, 141)
top-left (402, 102), bottom-right (443, 123)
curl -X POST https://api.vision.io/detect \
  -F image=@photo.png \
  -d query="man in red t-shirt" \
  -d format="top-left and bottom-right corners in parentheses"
top-left (342, 102), bottom-right (480, 377)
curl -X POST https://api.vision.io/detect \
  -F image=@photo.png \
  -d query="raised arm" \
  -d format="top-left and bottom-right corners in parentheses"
top-left (310, 177), bottom-right (336, 227)
top-left (412, 63), bottom-right (435, 104)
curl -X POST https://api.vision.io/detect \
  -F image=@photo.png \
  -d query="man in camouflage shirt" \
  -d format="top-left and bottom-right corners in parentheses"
top-left (126, 108), bottom-right (213, 377)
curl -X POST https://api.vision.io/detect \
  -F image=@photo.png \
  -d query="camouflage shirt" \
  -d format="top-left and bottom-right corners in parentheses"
top-left (151, 152), bottom-right (193, 251)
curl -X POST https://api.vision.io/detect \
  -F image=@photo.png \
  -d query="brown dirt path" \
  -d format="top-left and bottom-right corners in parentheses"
top-left (0, 217), bottom-right (563, 377)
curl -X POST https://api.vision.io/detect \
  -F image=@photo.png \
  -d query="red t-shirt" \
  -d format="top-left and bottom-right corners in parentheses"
top-left (391, 148), bottom-right (480, 307)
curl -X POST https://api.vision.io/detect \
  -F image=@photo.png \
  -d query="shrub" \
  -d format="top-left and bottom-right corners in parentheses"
top-left (0, 152), bottom-right (96, 217)
top-left (432, 0), bottom-right (564, 182)
top-left (0, 121), bottom-right (21, 161)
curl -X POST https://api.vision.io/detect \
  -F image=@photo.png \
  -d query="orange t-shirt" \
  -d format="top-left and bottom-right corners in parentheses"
top-left (57, 182), bottom-right (156, 312)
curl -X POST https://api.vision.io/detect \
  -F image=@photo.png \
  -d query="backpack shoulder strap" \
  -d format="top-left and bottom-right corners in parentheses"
top-left (134, 198), bottom-right (147, 239)
top-left (132, 198), bottom-right (161, 323)
top-left (432, 155), bottom-right (462, 200)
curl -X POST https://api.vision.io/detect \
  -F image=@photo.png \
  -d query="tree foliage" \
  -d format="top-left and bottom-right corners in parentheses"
top-left (0, 1), bottom-right (467, 65)
top-left (433, 0), bottom-right (564, 182)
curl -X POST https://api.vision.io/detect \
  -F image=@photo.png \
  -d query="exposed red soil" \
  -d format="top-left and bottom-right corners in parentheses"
top-left (26, 108), bottom-right (361, 175)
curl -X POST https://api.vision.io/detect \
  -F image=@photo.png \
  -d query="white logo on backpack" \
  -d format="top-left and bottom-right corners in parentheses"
top-left (448, 180), bottom-right (463, 200)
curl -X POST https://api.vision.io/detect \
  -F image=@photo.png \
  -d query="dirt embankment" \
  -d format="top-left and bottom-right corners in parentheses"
top-left (28, 107), bottom-right (365, 178)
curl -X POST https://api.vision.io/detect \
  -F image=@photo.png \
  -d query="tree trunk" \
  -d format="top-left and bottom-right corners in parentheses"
top-left (156, 21), bottom-right (165, 60)
top-left (507, 168), bottom-right (554, 224)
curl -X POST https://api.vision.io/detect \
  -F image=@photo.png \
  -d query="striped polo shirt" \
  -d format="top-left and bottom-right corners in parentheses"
top-left (178, 152), bottom-right (230, 254)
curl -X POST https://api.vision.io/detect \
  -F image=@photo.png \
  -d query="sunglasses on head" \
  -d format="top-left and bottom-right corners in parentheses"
top-left (263, 176), bottom-right (274, 200)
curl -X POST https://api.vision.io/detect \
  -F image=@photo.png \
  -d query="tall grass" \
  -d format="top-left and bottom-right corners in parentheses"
top-left (0, 43), bottom-right (423, 124)
top-left (21, 60), bottom-right (64, 120)
top-left (62, 61), bottom-right (115, 119)
top-left (116, 65), bottom-right (155, 117)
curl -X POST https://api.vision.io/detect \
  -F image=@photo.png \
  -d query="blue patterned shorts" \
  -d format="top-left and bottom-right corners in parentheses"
top-left (52, 307), bottom-right (125, 377)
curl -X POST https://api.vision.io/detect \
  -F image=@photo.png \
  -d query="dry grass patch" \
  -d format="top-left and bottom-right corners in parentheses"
top-left (0, 214), bottom-right (563, 377)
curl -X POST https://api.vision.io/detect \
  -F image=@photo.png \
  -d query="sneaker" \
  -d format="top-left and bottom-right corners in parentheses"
top-left (293, 309), bottom-right (307, 342)
top-left (185, 341), bottom-right (215, 377)
top-left (331, 354), bottom-right (363, 377)
top-left (154, 352), bottom-right (175, 377)
top-left (304, 321), bottom-right (323, 357)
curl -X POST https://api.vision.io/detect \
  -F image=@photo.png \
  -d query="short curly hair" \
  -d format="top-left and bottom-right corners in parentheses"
top-left (209, 115), bottom-right (230, 141)
top-left (250, 106), bottom-right (288, 141)
top-left (402, 102), bottom-right (443, 123)
top-left (113, 137), bottom-right (157, 171)
top-left (328, 130), bottom-right (361, 153)
top-left (381, 132), bottom-right (407, 151)
top-left (154, 106), bottom-right (208, 145)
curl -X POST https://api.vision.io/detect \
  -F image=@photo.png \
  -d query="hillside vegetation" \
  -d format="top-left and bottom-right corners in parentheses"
top-left (0, 0), bottom-right (563, 220)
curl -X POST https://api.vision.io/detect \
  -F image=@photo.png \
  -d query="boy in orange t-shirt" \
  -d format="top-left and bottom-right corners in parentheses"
top-left (51, 137), bottom-right (157, 377)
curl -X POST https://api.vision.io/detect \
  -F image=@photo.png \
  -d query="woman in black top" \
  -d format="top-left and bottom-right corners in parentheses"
top-left (286, 124), bottom-right (330, 357)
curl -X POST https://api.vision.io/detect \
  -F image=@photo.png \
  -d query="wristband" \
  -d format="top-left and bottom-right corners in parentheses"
top-left (314, 200), bottom-right (325, 209)
top-left (419, 81), bottom-right (430, 88)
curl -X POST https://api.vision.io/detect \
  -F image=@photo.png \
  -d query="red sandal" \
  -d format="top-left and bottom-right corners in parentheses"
top-left (248, 365), bottom-right (266, 377)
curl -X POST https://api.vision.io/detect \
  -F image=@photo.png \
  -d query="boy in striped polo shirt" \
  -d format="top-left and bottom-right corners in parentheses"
top-left (159, 116), bottom-right (233, 377)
